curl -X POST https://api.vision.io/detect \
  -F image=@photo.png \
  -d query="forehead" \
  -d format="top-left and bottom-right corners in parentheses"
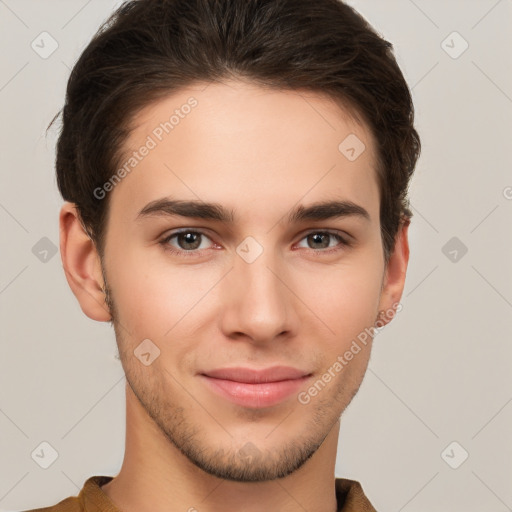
top-left (109, 79), bottom-right (380, 226)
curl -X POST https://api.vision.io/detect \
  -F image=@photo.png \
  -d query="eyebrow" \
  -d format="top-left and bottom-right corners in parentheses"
top-left (136, 197), bottom-right (371, 224)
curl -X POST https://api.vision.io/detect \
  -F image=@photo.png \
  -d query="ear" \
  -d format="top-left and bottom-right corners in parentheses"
top-left (59, 202), bottom-right (111, 322)
top-left (376, 218), bottom-right (410, 327)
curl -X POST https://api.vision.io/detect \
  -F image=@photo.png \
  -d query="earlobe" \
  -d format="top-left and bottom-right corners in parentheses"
top-left (376, 219), bottom-right (410, 327)
top-left (59, 202), bottom-right (111, 322)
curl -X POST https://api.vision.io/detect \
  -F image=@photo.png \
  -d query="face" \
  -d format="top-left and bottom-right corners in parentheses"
top-left (98, 80), bottom-right (394, 482)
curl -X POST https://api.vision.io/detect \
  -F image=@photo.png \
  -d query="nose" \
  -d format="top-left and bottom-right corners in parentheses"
top-left (218, 248), bottom-right (299, 345)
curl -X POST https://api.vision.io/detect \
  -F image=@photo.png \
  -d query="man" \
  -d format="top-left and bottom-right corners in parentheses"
top-left (27, 0), bottom-right (420, 510)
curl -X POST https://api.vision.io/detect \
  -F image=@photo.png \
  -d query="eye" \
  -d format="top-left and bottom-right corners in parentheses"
top-left (159, 229), bottom-right (215, 257)
top-left (295, 230), bottom-right (350, 254)
top-left (159, 228), bottom-right (351, 258)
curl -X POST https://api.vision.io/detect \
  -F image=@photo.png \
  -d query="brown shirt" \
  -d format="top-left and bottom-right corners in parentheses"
top-left (22, 475), bottom-right (377, 511)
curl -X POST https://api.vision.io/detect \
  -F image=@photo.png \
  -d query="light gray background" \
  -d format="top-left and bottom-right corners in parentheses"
top-left (1, 1), bottom-right (511, 510)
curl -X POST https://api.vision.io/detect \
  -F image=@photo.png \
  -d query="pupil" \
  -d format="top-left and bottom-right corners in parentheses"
top-left (181, 232), bottom-right (199, 249)
top-left (311, 233), bottom-right (328, 249)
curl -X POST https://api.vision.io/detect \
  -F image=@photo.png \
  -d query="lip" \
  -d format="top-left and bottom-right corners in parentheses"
top-left (199, 366), bottom-right (312, 408)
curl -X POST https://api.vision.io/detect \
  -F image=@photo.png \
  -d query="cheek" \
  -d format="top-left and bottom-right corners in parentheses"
top-left (106, 244), bottom-right (220, 341)
top-left (295, 251), bottom-right (383, 346)
top-left (107, 232), bottom-right (384, 354)
top-left (304, 267), bottom-right (382, 386)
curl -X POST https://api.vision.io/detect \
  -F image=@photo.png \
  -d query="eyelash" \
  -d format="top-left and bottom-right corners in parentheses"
top-left (158, 228), bottom-right (351, 258)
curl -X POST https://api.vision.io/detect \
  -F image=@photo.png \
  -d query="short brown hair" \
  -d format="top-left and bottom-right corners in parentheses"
top-left (52, 0), bottom-right (421, 264)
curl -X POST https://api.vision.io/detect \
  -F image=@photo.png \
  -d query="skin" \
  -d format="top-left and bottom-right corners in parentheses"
top-left (60, 79), bottom-right (409, 512)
